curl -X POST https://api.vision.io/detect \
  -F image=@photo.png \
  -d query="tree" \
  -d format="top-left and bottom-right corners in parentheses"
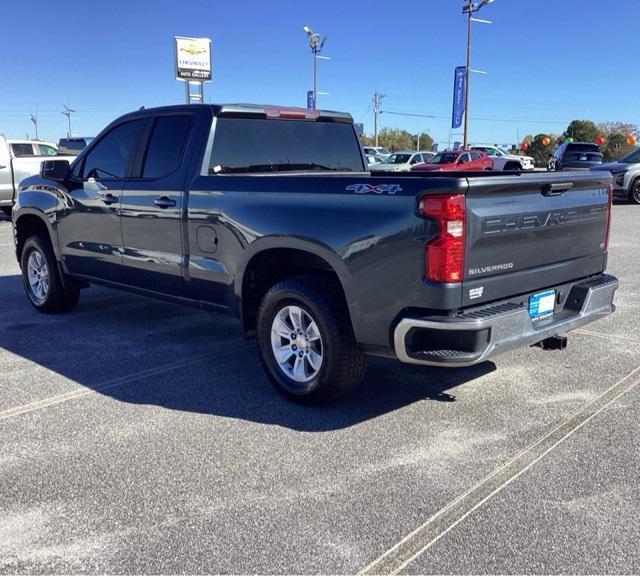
top-left (563, 120), bottom-right (599, 143)
top-left (527, 134), bottom-right (558, 167)
top-left (413, 132), bottom-right (434, 151)
top-left (360, 128), bottom-right (414, 152)
top-left (598, 122), bottom-right (638, 161)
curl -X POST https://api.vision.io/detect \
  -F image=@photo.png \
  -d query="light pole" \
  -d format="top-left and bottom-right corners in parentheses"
top-left (303, 25), bottom-right (327, 110)
top-left (462, 0), bottom-right (494, 148)
top-left (373, 92), bottom-right (385, 147)
top-left (62, 105), bottom-right (75, 138)
top-left (416, 130), bottom-right (430, 150)
top-left (30, 114), bottom-right (38, 141)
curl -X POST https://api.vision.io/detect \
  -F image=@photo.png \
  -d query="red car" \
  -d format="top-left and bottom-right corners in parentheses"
top-left (411, 149), bottom-right (493, 172)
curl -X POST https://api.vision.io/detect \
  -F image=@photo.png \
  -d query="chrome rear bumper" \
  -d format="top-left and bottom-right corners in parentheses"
top-left (394, 275), bottom-right (618, 367)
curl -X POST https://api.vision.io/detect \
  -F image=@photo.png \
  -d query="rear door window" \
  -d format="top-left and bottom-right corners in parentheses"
top-left (11, 143), bottom-right (35, 156)
top-left (81, 120), bottom-right (144, 179)
top-left (209, 118), bottom-right (364, 174)
top-left (142, 115), bottom-right (192, 178)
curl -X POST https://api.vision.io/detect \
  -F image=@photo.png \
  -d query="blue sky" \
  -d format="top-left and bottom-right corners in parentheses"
top-left (1, 0), bottom-right (637, 146)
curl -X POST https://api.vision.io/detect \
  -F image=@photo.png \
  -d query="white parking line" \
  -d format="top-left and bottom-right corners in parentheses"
top-left (0, 344), bottom-right (248, 421)
top-left (358, 365), bottom-right (640, 575)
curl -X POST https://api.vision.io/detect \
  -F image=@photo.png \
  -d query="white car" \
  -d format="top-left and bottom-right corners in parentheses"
top-left (363, 146), bottom-right (391, 160)
top-left (368, 151), bottom-right (433, 172)
top-left (0, 135), bottom-right (73, 217)
top-left (471, 145), bottom-right (534, 171)
top-left (7, 139), bottom-right (58, 157)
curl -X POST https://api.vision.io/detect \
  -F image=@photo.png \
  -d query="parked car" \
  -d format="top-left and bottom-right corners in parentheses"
top-left (470, 145), bottom-right (534, 171)
top-left (0, 134), bottom-right (74, 217)
top-left (368, 150), bottom-right (433, 172)
top-left (590, 147), bottom-right (640, 204)
top-left (13, 104), bottom-right (617, 403)
top-left (57, 137), bottom-right (94, 156)
top-left (363, 146), bottom-right (391, 160)
top-left (548, 142), bottom-right (603, 171)
top-left (411, 149), bottom-right (493, 172)
top-left (8, 140), bottom-right (58, 157)
top-left (366, 154), bottom-right (382, 166)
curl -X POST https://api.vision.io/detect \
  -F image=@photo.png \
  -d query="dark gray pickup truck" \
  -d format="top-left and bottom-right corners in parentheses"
top-left (12, 104), bottom-right (618, 403)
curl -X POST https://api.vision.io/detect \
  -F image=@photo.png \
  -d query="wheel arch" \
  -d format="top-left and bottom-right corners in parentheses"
top-left (13, 208), bottom-right (60, 264)
top-left (237, 239), bottom-right (353, 338)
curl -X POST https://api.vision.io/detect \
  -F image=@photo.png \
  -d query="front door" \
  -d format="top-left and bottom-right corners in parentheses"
top-left (119, 114), bottom-right (193, 296)
top-left (56, 119), bottom-right (145, 282)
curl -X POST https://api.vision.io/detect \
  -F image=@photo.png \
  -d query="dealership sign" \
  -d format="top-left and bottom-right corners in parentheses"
top-left (174, 36), bottom-right (212, 81)
top-left (451, 66), bottom-right (466, 129)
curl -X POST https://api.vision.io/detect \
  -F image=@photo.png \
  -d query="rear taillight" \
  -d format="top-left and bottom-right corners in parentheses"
top-left (419, 194), bottom-right (466, 283)
top-left (605, 183), bottom-right (613, 250)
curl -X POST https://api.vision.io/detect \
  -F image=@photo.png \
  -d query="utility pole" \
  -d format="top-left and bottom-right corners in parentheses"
top-left (373, 92), bottom-right (385, 147)
top-left (62, 105), bottom-right (75, 138)
top-left (30, 113), bottom-right (38, 141)
top-left (462, 0), bottom-right (494, 148)
top-left (303, 25), bottom-right (327, 110)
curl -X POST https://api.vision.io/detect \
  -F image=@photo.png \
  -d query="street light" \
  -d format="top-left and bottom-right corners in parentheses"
top-left (30, 114), bottom-right (38, 141)
top-left (461, 0), bottom-right (494, 148)
top-left (303, 24), bottom-right (327, 110)
top-left (62, 105), bottom-right (75, 138)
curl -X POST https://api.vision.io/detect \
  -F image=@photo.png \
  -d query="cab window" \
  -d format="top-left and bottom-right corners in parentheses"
top-left (81, 120), bottom-right (144, 179)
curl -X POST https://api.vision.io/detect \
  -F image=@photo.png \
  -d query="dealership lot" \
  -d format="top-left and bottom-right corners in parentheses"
top-left (0, 205), bottom-right (638, 574)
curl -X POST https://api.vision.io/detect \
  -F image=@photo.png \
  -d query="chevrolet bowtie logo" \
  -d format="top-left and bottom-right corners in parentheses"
top-left (181, 44), bottom-right (206, 55)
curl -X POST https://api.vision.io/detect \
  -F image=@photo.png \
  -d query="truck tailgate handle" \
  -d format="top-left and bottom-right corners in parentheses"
top-left (541, 182), bottom-right (573, 196)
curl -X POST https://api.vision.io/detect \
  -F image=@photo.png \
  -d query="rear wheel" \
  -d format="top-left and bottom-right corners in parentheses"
top-left (256, 277), bottom-right (367, 404)
top-left (20, 234), bottom-right (80, 313)
top-left (629, 179), bottom-right (640, 204)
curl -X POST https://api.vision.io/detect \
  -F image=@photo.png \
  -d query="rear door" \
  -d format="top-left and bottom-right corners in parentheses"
top-left (462, 172), bottom-right (611, 306)
top-left (119, 112), bottom-right (194, 295)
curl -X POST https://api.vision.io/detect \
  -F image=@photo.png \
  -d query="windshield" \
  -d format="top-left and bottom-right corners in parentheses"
top-left (619, 148), bottom-right (640, 164)
top-left (429, 152), bottom-right (459, 164)
top-left (386, 154), bottom-right (411, 164)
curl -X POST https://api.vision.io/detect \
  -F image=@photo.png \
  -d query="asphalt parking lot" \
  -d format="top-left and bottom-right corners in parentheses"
top-left (0, 204), bottom-right (638, 575)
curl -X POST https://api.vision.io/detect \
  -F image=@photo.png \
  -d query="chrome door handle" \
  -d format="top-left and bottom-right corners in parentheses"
top-left (154, 196), bottom-right (177, 208)
top-left (101, 193), bottom-right (119, 205)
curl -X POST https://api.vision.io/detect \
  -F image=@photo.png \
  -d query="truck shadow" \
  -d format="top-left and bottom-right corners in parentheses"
top-left (0, 274), bottom-right (495, 432)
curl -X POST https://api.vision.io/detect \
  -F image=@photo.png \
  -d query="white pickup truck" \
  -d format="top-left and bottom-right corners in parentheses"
top-left (0, 134), bottom-right (73, 217)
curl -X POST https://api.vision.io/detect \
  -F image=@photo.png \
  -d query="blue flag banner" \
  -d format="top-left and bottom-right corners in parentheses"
top-left (307, 91), bottom-right (315, 110)
top-left (452, 66), bottom-right (467, 129)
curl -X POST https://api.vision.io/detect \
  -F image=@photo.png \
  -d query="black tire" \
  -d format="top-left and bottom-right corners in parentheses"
top-left (629, 179), bottom-right (640, 204)
top-left (504, 162), bottom-right (521, 171)
top-left (1, 206), bottom-right (11, 218)
top-left (256, 277), bottom-right (367, 404)
top-left (20, 234), bottom-right (80, 313)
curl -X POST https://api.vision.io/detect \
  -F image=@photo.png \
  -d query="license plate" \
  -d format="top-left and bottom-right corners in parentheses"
top-left (529, 289), bottom-right (555, 320)
top-left (579, 154), bottom-right (587, 161)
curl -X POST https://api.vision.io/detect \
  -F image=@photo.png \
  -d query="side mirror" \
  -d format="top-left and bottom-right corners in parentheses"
top-left (40, 159), bottom-right (70, 181)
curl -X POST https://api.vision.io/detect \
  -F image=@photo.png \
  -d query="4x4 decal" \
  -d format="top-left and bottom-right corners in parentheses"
top-left (346, 183), bottom-right (403, 195)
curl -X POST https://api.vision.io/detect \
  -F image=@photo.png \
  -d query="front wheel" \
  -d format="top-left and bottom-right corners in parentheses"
top-left (21, 234), bottom-right (80, 313)
top-left (629, 179), bottom-right (640, 204)
top-left (256, 278), bottom-right (367, 404)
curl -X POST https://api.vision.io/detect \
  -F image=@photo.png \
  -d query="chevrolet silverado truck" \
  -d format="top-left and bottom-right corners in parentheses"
top-left (12, 104), bottom-right (618, 403)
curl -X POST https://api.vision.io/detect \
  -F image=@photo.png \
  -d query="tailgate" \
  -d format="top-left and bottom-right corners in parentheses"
top-left (462, 171), bottom-right (611, 306)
